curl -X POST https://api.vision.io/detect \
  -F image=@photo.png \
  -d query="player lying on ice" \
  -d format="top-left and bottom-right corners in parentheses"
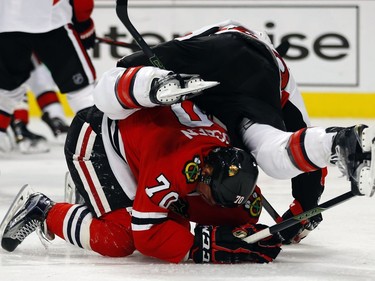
top-left (1, 20), bottom-right (374, 264)
top-left (1, 86), bottom-right (283, 263)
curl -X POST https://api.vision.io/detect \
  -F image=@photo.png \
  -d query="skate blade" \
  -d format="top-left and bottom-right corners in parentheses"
top-left (19, 139), bottom-right (50, 154)
top-left (0, 185), bottom-right (34, 240)
top-left (359, 126), bottom-right (375, 197)
top-left (361, 126), bottom-right (375, 153)
top-left (357, 162), bottom-right (375, 197)
top-left (55, 133), bottom-right (67, 145)
top-left (64, 171), bottom-right (75, 203)
top-left (369, 141), bottom-right (375, 196)
top-left (158, 80), bottom-right (220, 99)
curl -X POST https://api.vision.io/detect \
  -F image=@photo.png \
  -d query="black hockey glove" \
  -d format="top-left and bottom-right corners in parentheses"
top-left (74, 18), bottom-right (96, 49)
top-left (279, 200), bottom-right (323, 244)
top-left (190, 224), bottom-right (282, 264)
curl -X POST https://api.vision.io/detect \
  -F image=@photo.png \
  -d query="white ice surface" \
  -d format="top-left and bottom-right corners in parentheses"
top-left (0, 118), bottom-right (374, 281)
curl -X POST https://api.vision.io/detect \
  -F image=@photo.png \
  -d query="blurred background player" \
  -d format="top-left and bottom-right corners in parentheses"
top-left (9, 56), bottom-right (71, 154)
top-left (0, 0), bottom-right (96, 155)
top-left (10, 96), bottom-right (49, 154)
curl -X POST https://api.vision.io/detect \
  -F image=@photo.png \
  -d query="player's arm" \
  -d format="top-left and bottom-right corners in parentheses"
top-left (93, 66), bottom-right (217, 120)
top-left (70, 0), bottom-right (95, 49)
top-left (71, 0), bottom-right (94, 22)
top-left (132, 172), bottom-right (281, 264)
top-left (131, 173), bottom-right (195, 263)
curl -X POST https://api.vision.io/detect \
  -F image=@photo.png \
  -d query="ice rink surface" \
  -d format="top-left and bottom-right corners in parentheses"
top-left (0, 118), bottom-right (374, 281)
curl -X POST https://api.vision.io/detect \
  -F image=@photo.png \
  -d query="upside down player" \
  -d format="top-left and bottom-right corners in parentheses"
top-left (116, 19), bottom-right (372, 243)
top-left (0, 67), bottom-right (282, 264)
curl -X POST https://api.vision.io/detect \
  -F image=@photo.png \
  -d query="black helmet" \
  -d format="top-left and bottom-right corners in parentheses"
top-left (203, 147), bottom-right (258, 207)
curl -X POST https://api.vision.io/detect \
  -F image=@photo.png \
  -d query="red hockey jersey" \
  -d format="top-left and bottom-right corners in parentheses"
top-left (117, 101), bottom-right (230, 263)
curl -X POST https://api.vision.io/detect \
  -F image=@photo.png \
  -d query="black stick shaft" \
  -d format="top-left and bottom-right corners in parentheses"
top-left (116, 0), bottom-right (164, 69)
top-left (244, 191), bottom-right (355, 243)
top-left (262, 195), bottom-right (282, 222)
top-left (96, 36), bottom-right (139, 50)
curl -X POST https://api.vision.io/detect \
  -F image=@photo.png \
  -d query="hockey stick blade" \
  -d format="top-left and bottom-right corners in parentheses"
top-left (116, 0), bottom-right (164, 69)
top-left (243, 191), bottom-right (355, 244)
top-left (158, 81), bottom-right (219, 99)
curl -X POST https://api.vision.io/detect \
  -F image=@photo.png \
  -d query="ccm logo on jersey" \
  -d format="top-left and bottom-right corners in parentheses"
top-left (181, 128), bottom-right (230, 144)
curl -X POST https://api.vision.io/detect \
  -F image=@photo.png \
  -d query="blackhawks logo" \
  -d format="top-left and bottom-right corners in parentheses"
top-left (244, 192), bottom-right (262, 218)
top-left (183, 156), bottom-right (201, 183)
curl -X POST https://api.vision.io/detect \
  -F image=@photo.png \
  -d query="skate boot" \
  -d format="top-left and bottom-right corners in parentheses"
top-left (0, 131), bottom-right (12, 155)
top-left (41, 112), bottom-right (69, 142)
top-left (328, 124), bottom-right (375, 197)
top-left (0, 185), bottom-right (54, 252)
top-left (11, 120), bottom-right (49, 154)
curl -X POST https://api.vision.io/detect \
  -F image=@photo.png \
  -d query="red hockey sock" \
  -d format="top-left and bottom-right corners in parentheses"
top-left (46, 204), bottom-right (135, 257)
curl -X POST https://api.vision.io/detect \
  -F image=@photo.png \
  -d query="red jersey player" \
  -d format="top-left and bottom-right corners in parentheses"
top-left (0, 66), bottom-right (281, 263)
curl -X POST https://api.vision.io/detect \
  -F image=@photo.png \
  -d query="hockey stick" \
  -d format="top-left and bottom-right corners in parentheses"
top-left (262, 195), bottom-right (282, 223)
top-left (115, 0), bottom-right (164, 69)
top-left (244, 191), bottom-right (355, 243)
top-left (95, 36), bottom-right (140, 50)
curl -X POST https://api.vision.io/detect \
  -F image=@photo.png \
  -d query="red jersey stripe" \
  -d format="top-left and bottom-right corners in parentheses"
top-left (287, 129), bottom-right (319, 172)
top-left (116, 66), bottom-right (143, 109)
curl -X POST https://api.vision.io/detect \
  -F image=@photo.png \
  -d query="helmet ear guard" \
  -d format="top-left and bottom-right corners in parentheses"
top-left (203, 147), bottom-right (259, 207)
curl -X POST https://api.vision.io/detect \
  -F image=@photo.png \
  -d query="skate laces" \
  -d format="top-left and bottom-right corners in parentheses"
top-left (14, 219), bottom-right (40, 242)
top-left (333, 146), bottom-right (349, 178)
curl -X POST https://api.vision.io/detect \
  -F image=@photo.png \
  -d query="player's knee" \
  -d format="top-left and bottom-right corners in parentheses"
top-left (91, 227), bottom-right (136, 257)
top-left (90, 213), bottom-right (136, 257)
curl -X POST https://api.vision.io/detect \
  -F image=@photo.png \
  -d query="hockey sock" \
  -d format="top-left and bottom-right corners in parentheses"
top-left (46, 204), bottom-right (135, 257)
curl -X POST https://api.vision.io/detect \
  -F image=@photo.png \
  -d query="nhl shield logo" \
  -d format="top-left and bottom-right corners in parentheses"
top-left (72, 73), bottom-right (84, 85)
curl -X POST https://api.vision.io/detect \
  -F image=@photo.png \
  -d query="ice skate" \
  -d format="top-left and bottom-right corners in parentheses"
top-left (329, 124), bottom-right (375, 197)
top-left (11, 120), bottom-right (49, 154)
top-left (0, 131), bottom-right (12, 156)
top-left (152, 74), bottom-right (219, 105)
top-left (0, 185), bottom-right (54, 252)
top-left (64, 171), bottom-right (85, 204)
top-left (41, 112), bottom-right (69, 143)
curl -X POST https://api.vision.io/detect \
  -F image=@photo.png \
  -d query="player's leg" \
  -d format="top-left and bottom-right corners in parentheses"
top-left (64, 106), bottom-right (134, 218)
top-left (1, 106), bottom-right (136, 256)
top-left (0, 32), bottom-right (33, 154)
top-left (11, 95), bottom-right (49, 154)
top-left (33, 25), bottom-right (96, 114)
top-left (62, 105), bottom-right (135, 256)
top-left (0, 185), bottom-right (53, 252)
top-left (46, 204), bottom-right (135, 257)
top-left (28, 55), bottom-right (69, 140)
top-left (278, 78), bottom-right (326, 244)
top-left (0, 185), bottom-right (135, 257)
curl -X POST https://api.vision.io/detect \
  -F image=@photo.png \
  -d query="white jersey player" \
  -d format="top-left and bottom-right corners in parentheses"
top-left (0, 0), bottom-right (96, 154)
